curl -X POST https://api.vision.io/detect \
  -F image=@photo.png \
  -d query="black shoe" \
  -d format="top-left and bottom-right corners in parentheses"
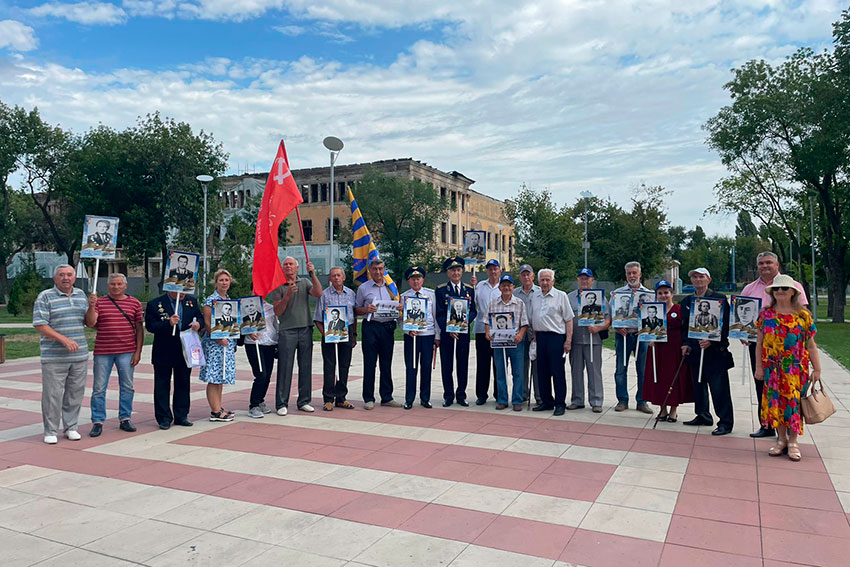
top-left (532, 404), bottom-right (554, 412)
top-left (158, 422), bottom-right (171, 430)
top-left (442, 400), bottom-right (453, 407)
top-left (119, 420), bottom-right (136, 432)
top-left (683, 417), bottom-right (712, 426)
top-left (475, 398), bottom-right (486, 406)
top-left (89, 423), bottom-right (103, 437)
top-left (458, 399), bottom-right (469, 407)
top-left (421, 401), bottom-right (432, 409)
top-left (749, 427), bottom-right (776, 438)
top-left (403, 402), bottom-right (413, 410)
top-left (711, 426), bottom-right (732, 436)
top-left (553, 406), bottom-right (566, 416)
top-left (174, 419), bottom-right (193, 427)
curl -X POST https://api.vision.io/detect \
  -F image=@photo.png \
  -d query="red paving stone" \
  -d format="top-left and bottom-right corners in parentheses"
top-left (273, 484), bottom-right (363, 515)
top-left (331, 493), bottom-right (426, 528)
top-left (673, 492), bottom-right (761, 526)
top-left (400, 503), bottom-right (496, 543)
top-left (474, 515), bottom-right (574, 560)
top-left (658, 544), bottom-right (763, 567)
top-left (527, 472), bottom-right (607, 501)
top-left (686, 458), bottom-right (758, 481)
top-left (761, 527), bottom-right (850, 567)
top-left (680, 473), bottom-right (760, 501)
top-left (760, 502), bottom-right (850, 539)
top-left (561, 529), bottom-right (664, 567)
top-left (666, 515), bottom-right (763, 558)
top-left (214, 475), bottom-right (304, 504)
top-left (759, 482), bottom-right (844, 512)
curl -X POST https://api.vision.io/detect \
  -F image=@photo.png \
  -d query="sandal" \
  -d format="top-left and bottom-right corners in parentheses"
top-left (768, 439), bottom-right (788, 457)
top-left (335, 400), bottom-right (355, 409)
top-left (667, 408), bottom-right (678, 423)
top-left (656, 410), bottom-right (669, 422)
top-left (210, 408), bottom-right (234, 422)
top-left (787, 443), bottom-right (802, 462)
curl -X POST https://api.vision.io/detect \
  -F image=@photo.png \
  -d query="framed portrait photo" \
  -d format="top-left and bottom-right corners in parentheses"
top-left (578, 288), bottom-right (606, 327)
top-left (611, 291), bottom-right (637, 328)
top-left (638, 302), bottom-right (668, 342)
top-left (729, 295), bottom-right (761, 342)
top-left (163, 251), bottom-right (200, 293)
top-left (688, 297), bottom-right (724, 341)
top-left (80, 215), bottom-right (119, 259)
top-left (489, 312), bottom-right (516, 348)
top-left (403, 296), bottom-right (429, 332)
top-left (446, 297), bottom-right (470, 333)
top-left (211, 299), bottom-right (240, 339)
top-left (462, 230), bottom-right (486, 264)
top-left (238, 296), bottom-right (266, 335)
top-left (324, 306), bottom-right (350, 343)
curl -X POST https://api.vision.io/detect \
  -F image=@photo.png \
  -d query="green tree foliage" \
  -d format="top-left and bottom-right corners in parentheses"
top-left (7, 254), bottom-right (44, 316)
top-left (704, 9), bottom-right (850, 322)
top-left (213, 194), bottom-right (262, 298)
top-left (341, 168), bottom-right (451, 280)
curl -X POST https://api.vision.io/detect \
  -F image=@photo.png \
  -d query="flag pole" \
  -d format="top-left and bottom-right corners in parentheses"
top-left (294, 206), bottom-right (313, 274)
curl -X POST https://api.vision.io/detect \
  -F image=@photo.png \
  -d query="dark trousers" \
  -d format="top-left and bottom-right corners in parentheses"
top-left (153, 360), bottom-right (191, 425)
top-left (404, 334), bottom-right (434, 404)
top-left (440, 333), bottom-right (470, 402)
top-left (537, 332), bottom-right (567, 408)
top-left (687, 352), bottom-right (734, 429)
top-left (362, 321), bottom-right (395, 403)
top-left (276, 327), bottom-right (313, 409)
top-left (748, 341), bottom-right (770, 429)
top-left (475, 333), bottom-right (498, 401)
top-left (322, 341), bottom-right (353, 403)
top-left (246, 343), bottom-right (276, 408)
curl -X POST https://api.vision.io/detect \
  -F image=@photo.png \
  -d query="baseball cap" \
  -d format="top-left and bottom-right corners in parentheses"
top-left (499, 274), bottom-right (514, 285)
top-left (485, 259), bottom-right (500, 268)
top-left (519, 264), bottom-right (533, 274)
top-left (688, 267), bottom-right (711, 278)
top-left (655, 280), bottom-right (672, 290)
top-left (578, 268), bottom-right (593, 278)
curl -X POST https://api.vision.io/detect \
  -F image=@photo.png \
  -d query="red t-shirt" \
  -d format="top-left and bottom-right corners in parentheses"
top-left (94, 295), bottom-right (143, 355)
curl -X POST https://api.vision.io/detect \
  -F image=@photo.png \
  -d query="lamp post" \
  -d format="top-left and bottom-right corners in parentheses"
top-left (809, 194), bottom-right (818, 321)
top-left (323, 136), bottom-right (344, 270)
top-left (497, 225), bottom-right (503, 266)
top-left (580, 190), bottom-right (593, 268)
top-left (196, 174), bottom-right (213, 294)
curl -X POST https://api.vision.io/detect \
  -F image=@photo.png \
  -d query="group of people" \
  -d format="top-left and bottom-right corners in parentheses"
top-left (32, 250), bottom-right (822, 460)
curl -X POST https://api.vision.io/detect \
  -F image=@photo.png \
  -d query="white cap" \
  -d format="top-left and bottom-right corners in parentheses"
top-left (688, 267), bottom-right (711, 278)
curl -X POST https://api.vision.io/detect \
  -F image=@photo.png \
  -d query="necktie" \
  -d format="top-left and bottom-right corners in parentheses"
top-left (455, 284), bottom-right (460, 296)
top-left (415, 291), bottom-right (420, 298)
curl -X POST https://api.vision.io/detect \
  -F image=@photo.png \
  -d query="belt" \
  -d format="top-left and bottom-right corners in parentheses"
top-left (364, 319), bottom-right (396, 326)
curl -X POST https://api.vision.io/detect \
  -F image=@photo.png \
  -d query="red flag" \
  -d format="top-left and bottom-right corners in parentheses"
top-left (252, 140), bottom-right (303, 298)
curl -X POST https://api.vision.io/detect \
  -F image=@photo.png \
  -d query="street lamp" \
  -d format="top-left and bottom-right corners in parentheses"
top-left (196, 174), bottom-right (213, 294)
top-left (323, 136), bottom-right (344, 269)
top-left (809, 193), bottom-right (818, 321)
top-left (579, 191), bottom-right (593, 268)
top-left (497, 225), bottom-right (504, 267)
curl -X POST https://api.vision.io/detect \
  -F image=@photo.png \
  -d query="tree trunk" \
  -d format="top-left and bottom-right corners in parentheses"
top-left (0, 263), bottom-right (8, 304)
top-left (826, 248), bottom-right (847, 323)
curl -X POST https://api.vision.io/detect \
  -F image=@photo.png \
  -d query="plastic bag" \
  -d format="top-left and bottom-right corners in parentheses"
top-left (180, 328), bottom-right (206, 368)
top-left (529, 339), bottom-right (537, 361)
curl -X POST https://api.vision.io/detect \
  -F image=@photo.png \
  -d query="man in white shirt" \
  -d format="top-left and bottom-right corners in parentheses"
top-left (400, 266), bottom-right (440, 409)
top-left (530, 268), bottom-right (574, 416)
top-left (473, 259), bottom-right (502, 405)
top-left (514, 264), bottom-right (541, 405)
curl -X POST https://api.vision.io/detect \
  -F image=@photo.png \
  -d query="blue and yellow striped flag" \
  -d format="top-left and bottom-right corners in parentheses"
top-left (348, 188), bottom-right (399, 299)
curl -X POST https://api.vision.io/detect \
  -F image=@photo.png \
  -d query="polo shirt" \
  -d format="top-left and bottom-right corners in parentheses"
top-left (741, 276), bottom-right (808, 308)
top-left (268, 278), bottom-right (314, 330)
top-left (32, 286), bottom-right (89, 363)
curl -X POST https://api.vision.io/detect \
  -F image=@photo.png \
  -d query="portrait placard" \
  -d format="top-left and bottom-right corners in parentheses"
top-left (80, 215), bottom-right (119, 259)
top-left (729, 295), bottom-right (761, 342)
top-left (462, 230), bottom-right (486, 264)
top-left (324, 306), bottom-right (350, 343)
top-left (611, 291), bottom-right (637, 328)
top-left (238, 296), bottom-right (266, 335)
top-left (638, 302), bottom-right (668, 343)
top-left (446, 297), bottom-right (470, 334)
top-left (211, 299), bottom-right (240, 339)
top-left (403, 296), bottom-right (429, 332)
top-left (578, 289), bottom-right (606, 327)
top-left (688, 297), bottom-right (724, 341)
top-left (163, 251), bottom-right (199, 293)
top-left (489, 312), bottom-right (516, 348)
top-left (371, 299), bottom-right (400, 322)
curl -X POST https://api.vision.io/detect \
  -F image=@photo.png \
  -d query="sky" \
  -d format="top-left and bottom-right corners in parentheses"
top-left (0, 1), bottom-right (844, 235)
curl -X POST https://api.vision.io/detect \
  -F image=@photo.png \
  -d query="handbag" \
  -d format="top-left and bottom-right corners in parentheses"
top-left (179, 328), bottom-right (206, 368)
top-left (801, 380), bottom-right (836, 424)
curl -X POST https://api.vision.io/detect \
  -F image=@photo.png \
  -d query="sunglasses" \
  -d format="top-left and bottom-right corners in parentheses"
top-left (771, 286), bottom-right (791, 291)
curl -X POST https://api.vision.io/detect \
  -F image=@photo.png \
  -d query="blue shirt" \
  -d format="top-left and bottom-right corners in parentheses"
top-left (32, 286), bottom-right (89, 363)
top-left (314, 284), bottom-right (357, 326)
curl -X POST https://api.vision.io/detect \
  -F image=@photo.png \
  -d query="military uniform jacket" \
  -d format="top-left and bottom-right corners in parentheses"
top-left (145, 293), bottom-right (205, 365)
top-left (435, 281), bottom-right (476, 333)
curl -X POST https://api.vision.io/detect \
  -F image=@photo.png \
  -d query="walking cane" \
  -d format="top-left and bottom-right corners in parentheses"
top-left (653, 356), bottom-right (686, 430)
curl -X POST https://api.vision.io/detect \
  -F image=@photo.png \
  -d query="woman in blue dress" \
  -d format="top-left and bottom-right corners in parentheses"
top-left (201, 269), bottom-right (237, 421)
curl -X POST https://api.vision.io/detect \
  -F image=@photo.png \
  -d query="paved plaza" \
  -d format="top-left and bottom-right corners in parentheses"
top-left (1, 343), bottom-right (849, 567)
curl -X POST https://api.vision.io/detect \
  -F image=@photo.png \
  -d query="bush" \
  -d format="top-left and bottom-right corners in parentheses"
top-left (8, 255), bottom-right (46, 316)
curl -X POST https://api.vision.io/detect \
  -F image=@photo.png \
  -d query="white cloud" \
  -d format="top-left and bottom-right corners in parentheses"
top-left (0, 20), bottom-right (38, 51)
top-left (29, 2), bottom-right (128, 25)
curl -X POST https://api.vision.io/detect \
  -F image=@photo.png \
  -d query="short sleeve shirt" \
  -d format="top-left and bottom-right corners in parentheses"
top-left (484, 295), bottom-right (529, 329)
top-left (314, 285), bottom-right (357, 326)
top-left (355, 279), bottom-right (397, 322)
top-left (33, 286), bottom-right (89, 363)
top-left (93, 295), bottom-right (143, 355)
top-left (268, 278), bottom-right (314, 330)
top-left (529, 287), bottom-right (574, 334)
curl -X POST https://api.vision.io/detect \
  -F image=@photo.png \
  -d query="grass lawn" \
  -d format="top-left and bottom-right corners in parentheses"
top-left (1, 327), bottom-right (153, 360)
top-left (0, 305), bottom-right (29, 324)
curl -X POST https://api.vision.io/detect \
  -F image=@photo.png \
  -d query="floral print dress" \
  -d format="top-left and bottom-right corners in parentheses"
top-left (199, 290), bottom-right (237, 385)
top-left (756, 308), bottom-right (817, 435)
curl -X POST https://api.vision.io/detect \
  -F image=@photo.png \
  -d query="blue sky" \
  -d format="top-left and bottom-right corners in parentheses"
top-left (0, 1), bottom-right (844, 235)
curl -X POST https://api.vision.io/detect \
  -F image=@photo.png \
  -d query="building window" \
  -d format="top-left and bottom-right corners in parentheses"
top-left (495, 235), bottom-right (499, 251)
top-left (311, 184), bottom-right (319, 203)
top-left (302, 220), bottom-right (312, 242)
top-left (325, 217), bottom-right (340, 240)
top-left (441, 222), bottom-right (447, 243)
top-left (508, 236), bottom-right (513, 263)
top-left (461, 194), bottom-right (465, 211)
top-left (451, 191), bottom-right (456, 208)
top-left (440, 187), bottom-right (447, 199)
top-left (451, 224), bottom-right (457, 245)
top-left (487, 232), bottom-right (491, 248)
top-left (301, 185), bottom-right (309, 202)
top-left (338, 181), bottom-right (346, 201)
top-left (502, 234), bottom-right (506, 252)
top-left (320, 183), bottom-right (328, 202)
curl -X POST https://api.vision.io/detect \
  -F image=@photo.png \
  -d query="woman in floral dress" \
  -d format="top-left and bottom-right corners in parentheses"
top-left (201, 269), bottom-right (237, 421)
top-left (754, 274), bottom-right (822, 462)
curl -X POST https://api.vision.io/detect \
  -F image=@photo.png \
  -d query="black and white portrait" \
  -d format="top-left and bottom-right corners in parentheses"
top-left (611, 292), bottom-right (636, 328)
top-left (403, 296), bottom-right (429, 332)
top-left (324, 306), bottom-right (349, 343)
top-left (462, 230), bottom-right (486, 262)
top-left (489, 311), bottom-right (516, 348)
top-left (239, 296), bottom-right (266, 335)
top-left (578, 289), bottom-right (606, 327)
top-left (730, 295), bottom-right (762, 341)
top-left (638, 302), bottom-right (668, 342)
top-left (80, 215), bottom-right (119, 259)
top-left (688, 297), bottom-right (724, 341)
top-left (446, 297), bottom-right (469, 333)
top-left (211, 300), bottom-right (240, 339)
top-left (163, 251), bottom-right (199, 293)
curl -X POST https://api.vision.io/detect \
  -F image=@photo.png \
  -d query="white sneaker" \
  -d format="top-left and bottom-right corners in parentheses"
top-left (277, 406), bottom-right (288, 416)
top-left (65, 430), bottom-right (81, 441)
top-left (298, 404), bottom-right (315, 413)
top-left (44, 435), bottom-right (58, 444)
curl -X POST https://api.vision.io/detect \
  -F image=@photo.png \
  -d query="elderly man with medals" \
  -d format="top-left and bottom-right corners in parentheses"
top-left (435, 256), bottom-right (476, 407)
top-left (400, 266), bottom-right (439, 409)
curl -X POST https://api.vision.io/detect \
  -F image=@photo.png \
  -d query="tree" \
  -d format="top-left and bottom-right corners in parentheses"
top-left (705, 9), bottom-right (850, 321)
top-left (341, 168), bottom-right (451, 280)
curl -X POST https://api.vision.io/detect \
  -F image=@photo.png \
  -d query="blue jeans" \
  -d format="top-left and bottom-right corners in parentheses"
top-left (614, 333), bottom-right (647, 405)
top-left (493, 341), bottom-right (526, 406)
top-left (91, 353), bottom-right (135, 423)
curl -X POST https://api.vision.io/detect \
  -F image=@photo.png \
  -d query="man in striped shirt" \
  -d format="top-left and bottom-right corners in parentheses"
top-left (33, 265), bottom-right (89, 445)
top-left (85, 273), bottom-right (144, 437)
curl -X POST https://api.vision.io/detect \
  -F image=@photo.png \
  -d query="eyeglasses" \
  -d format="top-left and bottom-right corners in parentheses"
top-left (771, 286), bottom-right (791, 291)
